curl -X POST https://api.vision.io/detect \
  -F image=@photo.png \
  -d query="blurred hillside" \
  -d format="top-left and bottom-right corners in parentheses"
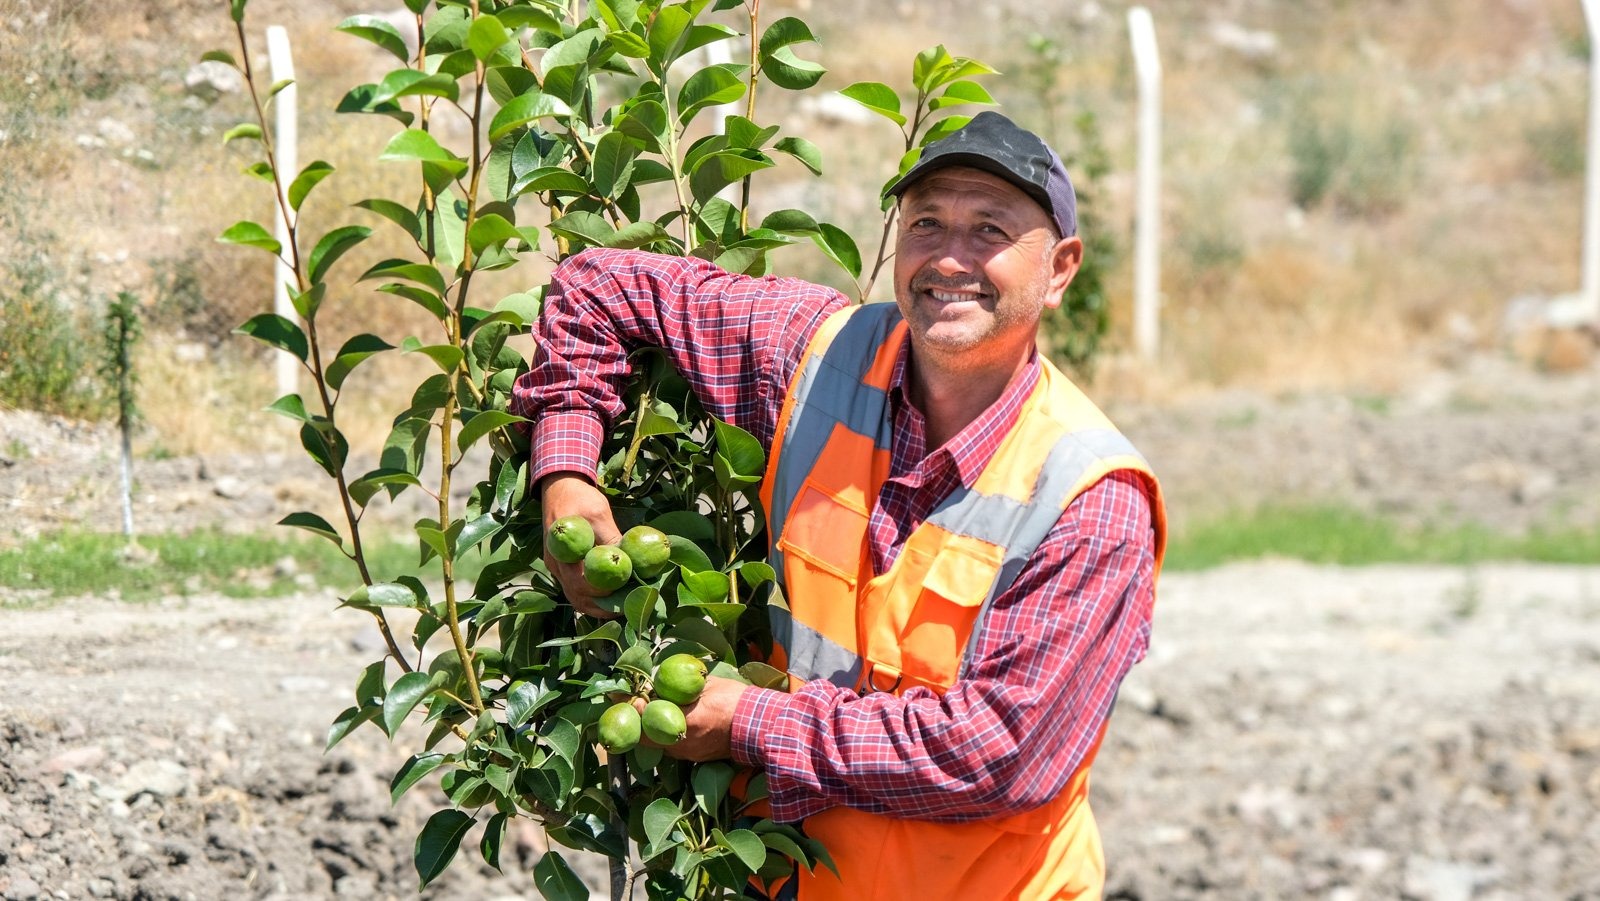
top-left (1, 0), bottom-right (1596, 450)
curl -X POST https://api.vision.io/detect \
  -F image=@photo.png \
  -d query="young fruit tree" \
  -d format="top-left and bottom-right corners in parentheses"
top-left (211, 1), bottom-right (996, 896)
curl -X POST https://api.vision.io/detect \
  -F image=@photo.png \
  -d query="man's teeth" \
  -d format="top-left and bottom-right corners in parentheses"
top-left (930, 289), bottom-right (978, 302)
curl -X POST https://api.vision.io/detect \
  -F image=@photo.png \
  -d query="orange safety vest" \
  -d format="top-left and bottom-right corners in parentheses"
top-left (756, 303), bottom-right (1167, 901)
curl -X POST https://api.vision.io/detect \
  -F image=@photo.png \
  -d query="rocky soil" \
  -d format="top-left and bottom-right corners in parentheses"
top-left (2, 353), bottom-right (1599, 900)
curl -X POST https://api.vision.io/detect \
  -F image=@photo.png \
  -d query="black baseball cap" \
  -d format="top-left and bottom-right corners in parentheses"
top-left (884, 111), bottom-right (1078, 238)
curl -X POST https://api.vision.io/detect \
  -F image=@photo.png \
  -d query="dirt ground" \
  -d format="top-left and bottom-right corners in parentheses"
top-left (2, 352), bottom-right (1599, 900)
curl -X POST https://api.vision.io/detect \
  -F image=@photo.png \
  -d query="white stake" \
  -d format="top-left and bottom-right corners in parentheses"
top-left (1128, 7), bottom-right (1163, 360)
top-left (1578, 0), bottom-right (1600, 324)
top-left (267, 25), bottom-right (298, 399)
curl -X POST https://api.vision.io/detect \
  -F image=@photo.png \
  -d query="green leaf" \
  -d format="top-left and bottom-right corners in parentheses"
top-left (537, 619), bottom-right (623, 649)
top-left (912, 44), bottom-right (953, 93)
top-left (383, 417), bottom-right (431, 477)
top-left (493, 290), bottom-right (542, 325)
top-left (616, 100), bottom-right (669, 153)
top-left (325, 333), bottom-right (394, 391)
top-left (677, 63), bottom-right (747, 126)
top-left (692, 762), bottom-right (735, 813)
top-left (738, 561), bottom-right (777, 589)
top-left (467, 213), bottom-right (522, 254)
top-left (532, 851), bottom-right (589, 901)
top-left (624, 586), bottom-right (663, 635)
top-left (414, 809), bottom-right (474, 890)
top-left (774, 136), bottom-right (822, 176)
top-left (234, 314), bottom-right (307, 361)
top-left (839, 81), bottom-right (906, 126)
top-left (200, 49), bottom-right (238, 67)
top-left (468, 13), bottom-right (511, 61)
top-left (812, 223), bottom-right (862, 279)
top-left (289, 283), bottom-right (325, 321)
top-left (548, 211), bottom-right (616, 249)
top-left (606, 221), bottom-right (671, 250)
top-left (722, 828), bottom-right (766, 873)
top-left (242, 161), bottom-right (274, 182)
top-left (679, 569), bottom-right (731, 604)
top-left (761, 208), bottom-right (820, 235)
top-left (758, 828), bottom-right (810, 868)
top-left (643, 797), bottom-right (683, 850)
top-left (265, 393), bottom-right (311, 423)
top-left (667, 535), bottom-right (715, 574)
top-left (401, 336), bottom-right (465, 373)
top-left (345, 580), bottom-right (423, 610)
top-left (327, 704), bottom-right (380, 750)
top-left (363, 257), bottom-right (450, 295)
top-left (505, 681), bottom-right (561, 727)
top-left (308, 225), bottom-right (372, 284)
top-left (457, 410), bottom-right (524, 453)
top-left (929, 79), bottom-right (996, 111)
top-left (920, 114), bottom-right (972, 147)
top-left (221, 123), bottom-right (261, 144)
top-left (337, 15), bottom-right (411, 61)
top-left (355, 660), bottom-right (386, 707)
top-left (455, 514), bottom-right (502, 560)
top-left (349, 468), bottom-right (421, 506)
top-left (480, 811), bottom-right (508, 871)
top-left (383, 671), bottom-right (436, 737)
top-left (277, 511), bottom-right (342, 547)
top-left (666, 615), bottom-right (733, 660)
top-left (739, 661), bottom-right (788, 690)
top-left (713, 418), bottom-right (765, 479)
top-left (370, 69), bottom-right (460, 106)
top-left (488, 91), bottom-right (571, 143)
top-left (725, 115), bottom-right (780, 150)
top-left (591, 130), bottom-right (638, 201)
top-left (229, 0), bottom-right (246, 23)
top-left (390, 753), bottom-right (448, 804)
top-left (356, 198), bottom-right (422, 240)
top-left (380, 129), bottom-right (467, 176)
top-left (757, 17), bottom-right (825, 91)
top-left (299, 421), bottom-right (349, 479)
top-left (217, 220), bottom-right (281, 256)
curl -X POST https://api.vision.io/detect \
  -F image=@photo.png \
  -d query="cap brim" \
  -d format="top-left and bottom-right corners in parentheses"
top-left (883, 150), bottom-right (1054, 215)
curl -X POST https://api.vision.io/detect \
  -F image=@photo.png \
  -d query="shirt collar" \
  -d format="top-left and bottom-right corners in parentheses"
top-left (887, 338), bottom-right (1042, 487)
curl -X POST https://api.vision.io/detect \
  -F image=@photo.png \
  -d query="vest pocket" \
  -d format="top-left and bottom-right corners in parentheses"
top-left (895, 545), bottom-right (992, 689)
top-left (776, 479), bottom-right (868, 585)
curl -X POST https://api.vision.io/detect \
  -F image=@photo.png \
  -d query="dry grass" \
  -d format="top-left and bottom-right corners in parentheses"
top-left (4, 0), bottom-right (1596, 450)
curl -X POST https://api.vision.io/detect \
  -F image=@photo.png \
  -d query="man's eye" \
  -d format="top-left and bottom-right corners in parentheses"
top-left (912, 218), bottom-right (939, 229)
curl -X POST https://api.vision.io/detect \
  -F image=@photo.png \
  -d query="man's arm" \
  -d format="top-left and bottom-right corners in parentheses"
top-left (727, 471), bottom-right (1158, 823)
top-left (512, 248), bottom-right (845, 609)
top-left (511, 247), bottom-right (846, 489)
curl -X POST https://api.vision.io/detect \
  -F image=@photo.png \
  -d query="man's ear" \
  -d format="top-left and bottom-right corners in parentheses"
top-left (1042, 236), bottom-right (1084, 309)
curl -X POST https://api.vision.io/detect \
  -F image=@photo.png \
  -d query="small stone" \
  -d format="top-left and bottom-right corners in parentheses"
top-left (44, 745), bottom-right (105, 774)
top-left (3, 875), bottom-right (41, 901)
top-left (183, 61), bottom-right (242, 101)
top-left (212, 476), bottom-right (250, 500)
top-left (19, 817), bottom-right (50, 839)
top-left (117, 759), bottom-right (191, 800)
top-left (86, 879), bottom-right (115, 899)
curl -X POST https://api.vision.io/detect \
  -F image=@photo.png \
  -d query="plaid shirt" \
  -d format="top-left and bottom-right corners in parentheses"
top-left (513, 249), bottom-right (1158, 824)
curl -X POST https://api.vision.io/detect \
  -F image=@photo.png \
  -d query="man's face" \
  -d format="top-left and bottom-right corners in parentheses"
top-left (892, 166), bottom-right (1081, 373)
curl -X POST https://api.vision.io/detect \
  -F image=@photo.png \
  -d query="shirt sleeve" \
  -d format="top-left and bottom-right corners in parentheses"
top-left (510, 248), bottom-right (848, 485)
top-left (730, 470), bottom-right (1159, 823)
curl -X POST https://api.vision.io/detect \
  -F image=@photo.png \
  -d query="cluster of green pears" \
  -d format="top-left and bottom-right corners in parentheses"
top-left (546, 515), bottom-right (673, 592)
top-left (545, 515), bottom-right (707, 752)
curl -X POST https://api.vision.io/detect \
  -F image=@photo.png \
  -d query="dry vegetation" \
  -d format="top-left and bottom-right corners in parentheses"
top-left (1, 0), bottom-right (1595, 451)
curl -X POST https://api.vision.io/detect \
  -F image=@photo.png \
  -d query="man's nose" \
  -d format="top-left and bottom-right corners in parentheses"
top-left (930, 233), bottom-right (978, 276)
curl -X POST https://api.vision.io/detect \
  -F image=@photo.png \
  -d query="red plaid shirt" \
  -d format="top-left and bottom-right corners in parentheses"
top-left (513, 249), bottom-right (1158, 824)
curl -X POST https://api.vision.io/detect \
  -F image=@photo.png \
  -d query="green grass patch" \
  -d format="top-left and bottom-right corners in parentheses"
top-left (1166, 504), bottom-right (1600, 571)
top-left (0, 529), bottom-right (499, 605)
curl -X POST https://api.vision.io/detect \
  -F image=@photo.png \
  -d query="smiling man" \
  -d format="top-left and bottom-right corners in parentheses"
top-left (515, 111), bottom-right (1167, 901)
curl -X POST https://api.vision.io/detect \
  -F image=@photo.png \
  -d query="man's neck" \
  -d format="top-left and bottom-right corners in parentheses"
top-left (905, 352), bottom-right (1028, 450)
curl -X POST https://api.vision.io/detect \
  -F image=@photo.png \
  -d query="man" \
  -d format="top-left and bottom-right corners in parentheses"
top-left (513, 111), bottom-right (1166, 900)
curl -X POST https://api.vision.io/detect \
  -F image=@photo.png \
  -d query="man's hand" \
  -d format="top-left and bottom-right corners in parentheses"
top-left (644, 676), bottom-right (746, 762)
top-left (541, 474), bottom-right (621, 618)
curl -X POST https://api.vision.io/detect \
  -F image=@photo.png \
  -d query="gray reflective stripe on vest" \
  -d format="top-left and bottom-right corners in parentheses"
top-left (766, 305), bottom-right (901, 593)
top-left (952, 428), bottom-right (1151, 680)
top-left (768, 605), bottom-right (864, 688)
